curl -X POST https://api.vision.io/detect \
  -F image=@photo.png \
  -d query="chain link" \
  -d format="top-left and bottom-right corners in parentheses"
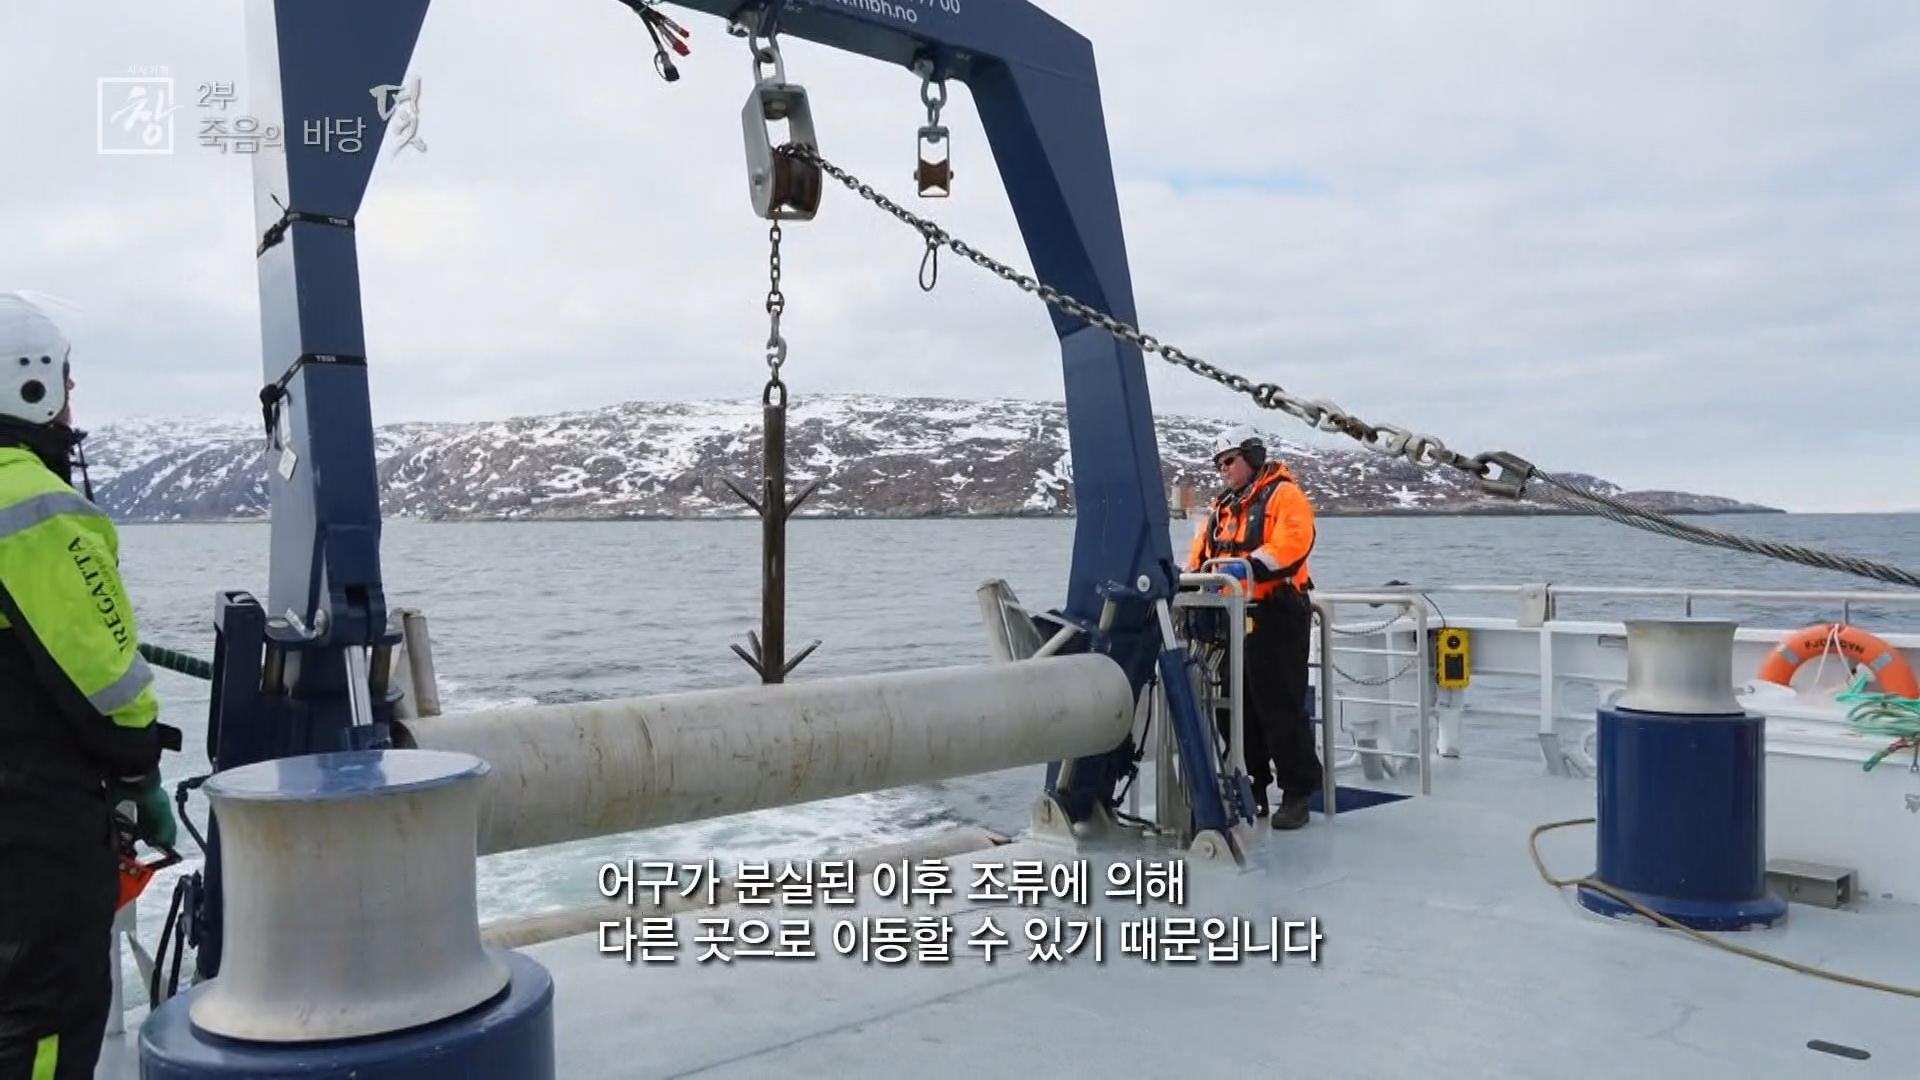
top-left (764, 221), bottom-right (787, 408)
top-left (768, 141), bottom-right (1920, 591)
top-left (919, 64), bottom-right (947, 128)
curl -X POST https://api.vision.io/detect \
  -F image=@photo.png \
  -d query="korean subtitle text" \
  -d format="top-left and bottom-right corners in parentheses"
top-left (594, 857), bottom-right (1315, 968)
top-left (1118, 916), bottom-right (1323, 964)
top-left (598, 859), bottom-right (721, 906)
top-left (732, 858), bottom-right (858, 906)
top-left (1103, 859), bottom-right (1186, 906)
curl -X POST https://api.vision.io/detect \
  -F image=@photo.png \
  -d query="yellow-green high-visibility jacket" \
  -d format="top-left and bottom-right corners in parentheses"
top-left (0, 444), bottom-right (163, 806)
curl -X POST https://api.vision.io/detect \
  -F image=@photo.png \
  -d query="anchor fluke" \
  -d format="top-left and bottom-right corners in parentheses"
top-left (729, 636), bottom-right (764, 680)
top-left (787, 477), bottom-right (820, 516)
top-left (782, 638), bottom-right (822, 676)
top-left (720, 475), bottom-right (762, 514)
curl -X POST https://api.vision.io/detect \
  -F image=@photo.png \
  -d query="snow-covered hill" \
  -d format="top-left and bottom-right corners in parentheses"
top-left (76, 395), bottom-right (1776, 523)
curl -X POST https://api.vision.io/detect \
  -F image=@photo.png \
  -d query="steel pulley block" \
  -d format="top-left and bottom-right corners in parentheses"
top-left (743, 81), bottom-right (822, 221)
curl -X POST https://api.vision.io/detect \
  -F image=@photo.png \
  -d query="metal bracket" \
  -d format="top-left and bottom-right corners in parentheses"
top-left (1765, 859), bottom-right (1856, 909)
top-left (741, 33), bottom-right (821, 220)
top-left (1436, 696), bottom-right (1464, 758)
top-left (1188, 828), bottom-right (1245, 868)
top-left (1518, 583), bottom-right (1552, 627)
top-left (1030, 793), bottom-right (1120, 845)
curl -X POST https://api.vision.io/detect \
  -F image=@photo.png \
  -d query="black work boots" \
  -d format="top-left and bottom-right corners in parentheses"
top-left (1271, 794), bottom-right (1310, 830)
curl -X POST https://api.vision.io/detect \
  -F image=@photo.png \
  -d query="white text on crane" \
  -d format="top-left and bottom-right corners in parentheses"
top-left (814, 0), bottom-right (961, 29)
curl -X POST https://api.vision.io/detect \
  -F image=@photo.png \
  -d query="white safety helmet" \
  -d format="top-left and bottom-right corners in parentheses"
top-left (0, 292), bottom-right (72, 426)
top-left (1210, 424), bottom-right (1266, 469)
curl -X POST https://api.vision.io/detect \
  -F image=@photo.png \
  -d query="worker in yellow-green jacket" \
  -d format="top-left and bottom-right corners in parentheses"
top-left (0, 292), bottom-right (178, 1079)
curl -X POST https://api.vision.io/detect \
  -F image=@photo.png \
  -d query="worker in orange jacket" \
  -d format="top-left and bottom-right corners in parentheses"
top-left (1187, 425), bottom-right (1322, 829)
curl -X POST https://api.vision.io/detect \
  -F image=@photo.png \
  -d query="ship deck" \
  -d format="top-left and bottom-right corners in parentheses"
top-left (101, 753), bottom-right (1918, 1078)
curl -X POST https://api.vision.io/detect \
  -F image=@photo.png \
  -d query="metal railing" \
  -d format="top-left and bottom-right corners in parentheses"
top-left (1311, 593), bottom-right (1433, 797)
top-left (1359, 583), bottom-right (1920, 627)
top-left (1170, 573), bottom-right (1437, 818)
top-left (986, 578), bottom-right (1920, 828)
top-left (1309, 582), bottom-right (1920, 782)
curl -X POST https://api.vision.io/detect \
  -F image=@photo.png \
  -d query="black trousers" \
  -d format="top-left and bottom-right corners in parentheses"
top-left (0, 835), bottom-right (119, 1080)
top-left (1220, 589), bottom-right (1322, 800)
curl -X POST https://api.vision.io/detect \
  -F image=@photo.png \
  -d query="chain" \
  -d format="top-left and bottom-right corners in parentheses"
top-left (779, 141), bottom-right (1539, 495)
top-left (1330, 653), bottom-right (1422, 687)
top-left (771, 141), bottom-right (1920, 591)
top-left (920, 68), bottom-right (947, 127)
top-left (764, 221), bottom-right (787, 408)
top-left (913, 60), bottom-right (949, 291)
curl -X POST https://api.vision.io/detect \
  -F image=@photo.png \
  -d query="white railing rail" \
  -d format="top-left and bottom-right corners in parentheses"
top-left (1311, 583), bottom-right (1920, 787)
top-left (1356, 583), bottom-right (1920, 625)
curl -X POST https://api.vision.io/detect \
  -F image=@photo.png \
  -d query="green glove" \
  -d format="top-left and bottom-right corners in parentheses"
top-left (112, 776), bottom-right (178, 850)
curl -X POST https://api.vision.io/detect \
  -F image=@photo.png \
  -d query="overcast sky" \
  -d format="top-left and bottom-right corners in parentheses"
top-left (3, 1), bottom-right (1914, 512)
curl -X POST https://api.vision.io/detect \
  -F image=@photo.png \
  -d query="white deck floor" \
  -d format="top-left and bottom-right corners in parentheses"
top-left (101, 755), bottom-right (1920, 1078)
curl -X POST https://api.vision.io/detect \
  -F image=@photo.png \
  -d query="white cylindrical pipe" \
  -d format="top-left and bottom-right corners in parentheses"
top-left (188, 749), bottom-right (511, 1043)
top-left (402, 654), bottom-right (1135, 856)
top-left (401, 608), bottom-right (442, 717)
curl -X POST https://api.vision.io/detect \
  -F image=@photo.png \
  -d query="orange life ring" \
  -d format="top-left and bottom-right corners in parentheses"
top-left (1755, 623), bottom-right (1919, 699)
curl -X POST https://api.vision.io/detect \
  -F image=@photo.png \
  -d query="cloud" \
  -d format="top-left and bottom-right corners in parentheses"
top-left (1, 0), bottom-right (1915, 511)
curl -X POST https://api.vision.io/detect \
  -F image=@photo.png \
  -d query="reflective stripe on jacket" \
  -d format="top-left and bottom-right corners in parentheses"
top-left (0, 444), bottom-right (162, 791)
top-left (1187, 459), bottom-right (1316, 602)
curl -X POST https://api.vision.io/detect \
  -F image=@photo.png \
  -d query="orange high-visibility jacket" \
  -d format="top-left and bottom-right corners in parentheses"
top-left (1187, 460), bottom-right (1316, 600)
